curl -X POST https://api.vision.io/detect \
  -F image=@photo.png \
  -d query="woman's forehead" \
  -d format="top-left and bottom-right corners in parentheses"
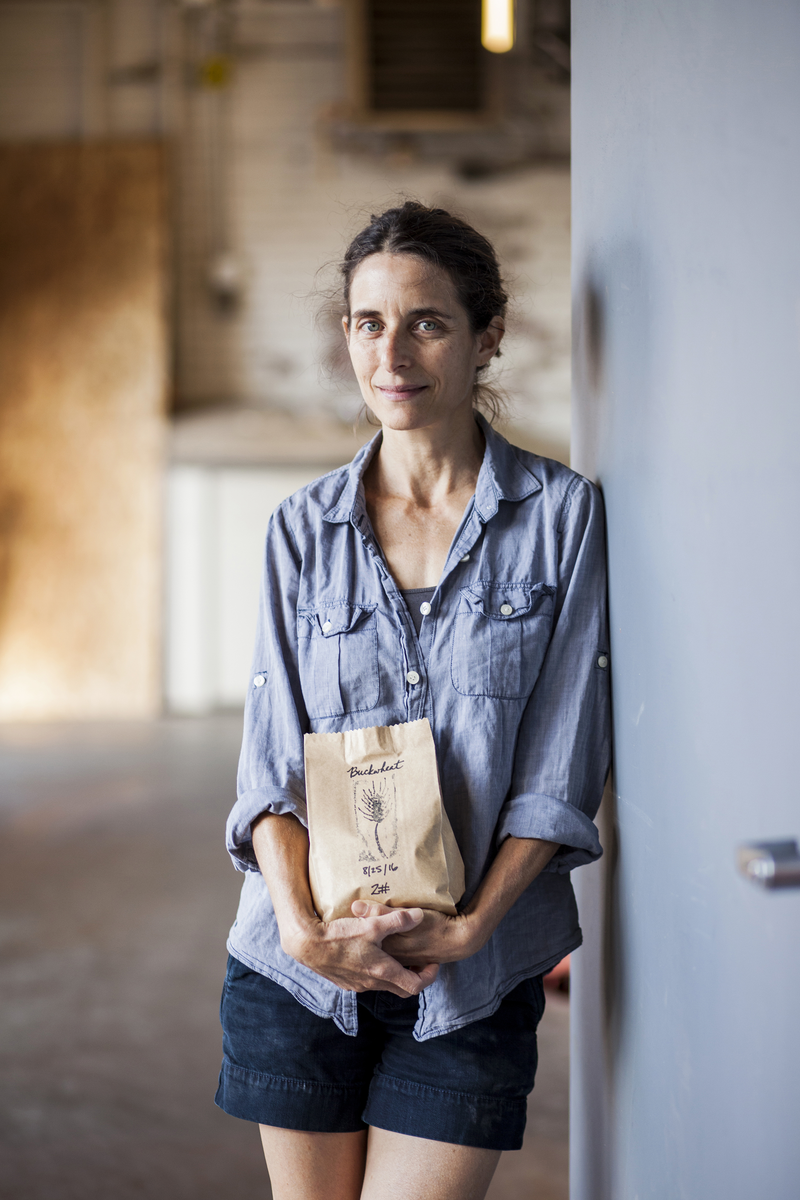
top-left (348, 252), bottom-right (459, 311)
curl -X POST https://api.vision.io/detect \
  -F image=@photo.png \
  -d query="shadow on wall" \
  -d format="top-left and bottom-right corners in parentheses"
top-left (572, 240), bottom-right (662, 894)
top-left (573, 241), bottom-right (658, 480)
top-left (571, 241), bottom-right (658, 1200)
top-left (573, 237), bottom-right (722, 1198)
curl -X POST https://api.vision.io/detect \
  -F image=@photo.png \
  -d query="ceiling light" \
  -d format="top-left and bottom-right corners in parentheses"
top-left (482, 0), bottom-right (515, 54)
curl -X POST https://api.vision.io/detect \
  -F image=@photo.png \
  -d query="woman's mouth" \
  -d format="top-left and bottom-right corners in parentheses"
top-left (375, 384), bottom-right (428, 400)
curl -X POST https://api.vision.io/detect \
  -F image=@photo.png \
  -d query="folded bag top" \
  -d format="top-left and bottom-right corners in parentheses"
top-left (304, 718), bottom-right (465, 923)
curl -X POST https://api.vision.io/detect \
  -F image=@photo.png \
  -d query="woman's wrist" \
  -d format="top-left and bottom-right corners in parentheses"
top-left (455, 907), bottom-right (491, 959)
top-left (276, 905), bottom-right (321, 962)
top-left (251, 810), bottom-right (323, 964)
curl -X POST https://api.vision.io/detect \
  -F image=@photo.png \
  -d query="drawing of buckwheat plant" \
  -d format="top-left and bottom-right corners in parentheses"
top-left (356, 779), bottom-right (397, 860)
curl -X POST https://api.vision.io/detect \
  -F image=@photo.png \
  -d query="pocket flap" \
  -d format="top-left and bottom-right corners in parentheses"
top-left (460, 581), bottom-right (554, 620)
top-left (299, 602), bottom-right (377, 638)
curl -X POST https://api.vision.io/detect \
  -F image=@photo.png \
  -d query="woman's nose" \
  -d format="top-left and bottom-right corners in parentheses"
top-left (380, 329), bottom-right (413, 372)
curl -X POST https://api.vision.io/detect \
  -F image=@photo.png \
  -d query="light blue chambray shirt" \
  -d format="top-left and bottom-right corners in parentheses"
top-left (226, 416), bottom-right (610, 1041)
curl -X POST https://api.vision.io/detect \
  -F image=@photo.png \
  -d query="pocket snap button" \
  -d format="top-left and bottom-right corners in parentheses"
top-left (321, 621), bottom-right (332, 633)
top-left (500, 603), bottom-right (513, 616)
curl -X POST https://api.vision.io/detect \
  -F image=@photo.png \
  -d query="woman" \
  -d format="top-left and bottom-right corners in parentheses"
top-left (217, 202), bottom-right (610, 1200)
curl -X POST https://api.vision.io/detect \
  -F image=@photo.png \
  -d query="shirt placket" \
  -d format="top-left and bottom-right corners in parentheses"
top-left (354, 494), bottom-right (491, 725)
top-left (352, 510), bottom-right (429, 722)
top-left (428, 500), bottom-right (487, 625)
top-left (445, 500), bottom-right (485, 577)
top-left (338, 989), bottom-right (358, 1035)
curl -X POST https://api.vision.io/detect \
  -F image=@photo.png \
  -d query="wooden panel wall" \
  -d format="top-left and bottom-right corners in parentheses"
top-left (0, 142), bottom-right (167, 719)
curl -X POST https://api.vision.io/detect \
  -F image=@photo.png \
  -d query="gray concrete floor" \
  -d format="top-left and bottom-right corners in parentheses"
top-left (0, 716), bottom-right (568, 1200)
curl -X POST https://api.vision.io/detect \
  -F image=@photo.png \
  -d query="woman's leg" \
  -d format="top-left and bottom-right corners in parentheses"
top-left (258, 1124), bottom-right (500, 1200)
top-left (259, 1125), bottom-right (368, 1200)
top-left (360, 1128), bottom-right (501, 1200)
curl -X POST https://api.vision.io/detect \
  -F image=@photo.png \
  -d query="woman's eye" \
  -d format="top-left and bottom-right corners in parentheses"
top-left (418, 320), bottom-right (438, 332)
top-left (361, 321), bottom-right (381, 333)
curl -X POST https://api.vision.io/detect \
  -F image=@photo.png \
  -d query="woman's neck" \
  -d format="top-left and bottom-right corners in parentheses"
top-left (367, 411), bottom-right (485, 507)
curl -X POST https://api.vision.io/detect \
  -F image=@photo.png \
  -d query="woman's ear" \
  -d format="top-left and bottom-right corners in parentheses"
top-left (341, 314), bottom-right (350, 343)
top-left (477, 316), bottom-right (505, 364)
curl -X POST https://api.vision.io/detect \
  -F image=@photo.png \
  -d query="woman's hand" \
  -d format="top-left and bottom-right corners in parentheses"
top-left (352, 836), bottom-right (562, 968)
top-left (284, 908), bottom-right (440, 997)
top-left (351, 901), bottom-right (479, 965)
top-left (252, 812), bottom-right (439, 997)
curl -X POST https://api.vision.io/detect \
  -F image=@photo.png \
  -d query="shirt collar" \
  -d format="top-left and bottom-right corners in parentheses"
top-left (323, 413), bottom-right (541, 527)
top-left (472, 413), bottom-right (542, 520)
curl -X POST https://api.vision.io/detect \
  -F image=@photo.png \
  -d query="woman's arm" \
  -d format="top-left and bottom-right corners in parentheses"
top-left (358, 834), bottom-right (559, 966)
top-left (252, 811), bottom-right (440, 995)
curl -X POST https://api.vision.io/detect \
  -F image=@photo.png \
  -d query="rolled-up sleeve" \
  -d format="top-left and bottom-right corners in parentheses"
top-left (226, 504), bottom-right (309, 872)
top-left (496, 476), bottom-right (611, 872)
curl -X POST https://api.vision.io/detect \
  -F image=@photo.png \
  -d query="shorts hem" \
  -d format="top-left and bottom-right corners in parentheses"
top-left (215, 1059), bottom-right (368, 1132)
top-left (363, 1073), bottom-right (527, 1151)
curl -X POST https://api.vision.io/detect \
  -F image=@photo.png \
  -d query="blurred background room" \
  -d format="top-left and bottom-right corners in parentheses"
top-left (0, 2), bottom-right (571, 1196)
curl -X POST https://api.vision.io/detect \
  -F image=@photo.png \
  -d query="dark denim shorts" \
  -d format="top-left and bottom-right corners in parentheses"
top-left (215, 955), bottom-right (545, 1151)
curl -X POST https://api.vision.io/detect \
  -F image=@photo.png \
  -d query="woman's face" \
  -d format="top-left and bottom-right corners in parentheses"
top-left (343, 253), bottom-right (503, 433)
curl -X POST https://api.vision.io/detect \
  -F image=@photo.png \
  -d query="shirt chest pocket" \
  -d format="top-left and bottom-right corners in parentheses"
top-left (297, 603), bottom-right (380, 719)
top-left (450, 582), bottom-right (555, 700)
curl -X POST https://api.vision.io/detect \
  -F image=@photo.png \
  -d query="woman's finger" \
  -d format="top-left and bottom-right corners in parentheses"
top-left (371, 907), bottom-right (424, 938)
top-left (410, 963), bottom-right (440, 987)
top-left (368, 954), bottom-right (432, 996)
top-left (351, 900), bottom-right (392, 917)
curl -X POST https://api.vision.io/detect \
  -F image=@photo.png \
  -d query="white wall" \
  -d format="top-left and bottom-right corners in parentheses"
top-left (0, 0), bottom-right (167, 142)
top-left (166, 463), bottom-right (329, 712)
top-left (570, 2), bottom-right (800, 1197)
top-left (0, 5), bottom-right (84, 138)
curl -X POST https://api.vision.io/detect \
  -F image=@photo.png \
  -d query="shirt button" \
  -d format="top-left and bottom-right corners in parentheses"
top-left (500, 603), bottom-right (513, 616)
top-left (321, 621), bottom-right (332, 633)
top-left (405, 670), bottom-right (420, 685)
top-left (419, 602), bottom-right (432, 616)
top-left (253, 675), bottom-right (266, 687)
top-left (460, 553), bottom-right (470, 562)
top-left (597, 655), bottom-right (609, 669)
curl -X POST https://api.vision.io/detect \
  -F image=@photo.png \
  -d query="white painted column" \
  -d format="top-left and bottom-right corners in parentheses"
top-left (165, 463), bottom-right (330, 713)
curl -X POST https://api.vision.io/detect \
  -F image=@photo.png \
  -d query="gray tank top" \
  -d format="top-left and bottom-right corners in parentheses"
top-left (401, 587), bottom-right (436, 636)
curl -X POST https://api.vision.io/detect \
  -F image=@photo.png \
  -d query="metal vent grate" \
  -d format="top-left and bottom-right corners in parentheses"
top-left (368, 0), bottom-right (483, 112)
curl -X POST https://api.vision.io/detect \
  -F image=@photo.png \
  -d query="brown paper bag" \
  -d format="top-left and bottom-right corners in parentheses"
top-left (304, 719), bottom-right (465, 922)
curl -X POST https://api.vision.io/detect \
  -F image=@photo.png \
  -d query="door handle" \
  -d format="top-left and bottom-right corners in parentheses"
top-left (737, 840), bottom-right (800, 889)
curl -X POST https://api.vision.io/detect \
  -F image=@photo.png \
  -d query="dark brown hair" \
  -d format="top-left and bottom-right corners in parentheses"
top-left (341, 201), bottom-right (509, 422)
